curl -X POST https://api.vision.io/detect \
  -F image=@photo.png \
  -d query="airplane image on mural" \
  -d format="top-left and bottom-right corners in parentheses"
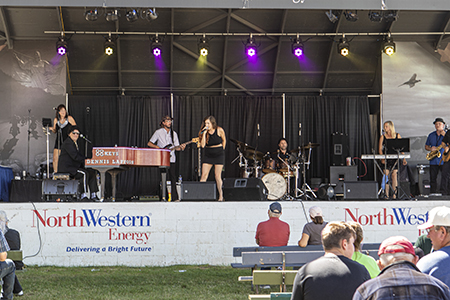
top-left (398, 73), bottom-right (421, 88)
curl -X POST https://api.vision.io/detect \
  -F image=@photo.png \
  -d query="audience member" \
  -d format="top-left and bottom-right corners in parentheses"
top-left (291, 221), bottom-right (370, 300)
top-left (255, 202), bottom-right (290, 247)
top-left (414, 246), bottom-right (425, 260)
top-left (349, 222), bottom-right (380, 278)
top-left (0, 227), bottom-right (15, 300)
top-left (414, 233), bottom-right (432, 255)
top-left (417, 206), bottom-right (450, 287)
top-left (298, 206), bottom-right (327, 247)
top-left (353, 236), bottom-right (450, 300)
top-left (0, 211), bottom-right (23, 296)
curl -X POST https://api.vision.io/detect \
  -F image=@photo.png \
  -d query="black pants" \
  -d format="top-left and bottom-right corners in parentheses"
top-left (160, 163), bottom-right (179, 201)
top-left (430, 164), bottom-right (443, 193)
top-left (73, 168), bottom-right (99, 194)
top-left (13, 274), bottom-right (22, 294)
top-left (441, 162), bottom-right (450, 195)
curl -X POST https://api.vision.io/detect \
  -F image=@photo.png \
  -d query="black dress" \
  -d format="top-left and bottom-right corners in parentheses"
top-left (54, 119), bottom-right (74, 150)
top-left (203, 129), bottom-right (225, 165)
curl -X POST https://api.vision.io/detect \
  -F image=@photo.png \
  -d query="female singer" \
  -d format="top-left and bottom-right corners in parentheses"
top-left (50, 104), bottom-right (76, 173)
top-left (199, 116), bottom-right (226, 201)
top-left (378, 120), bottom-right (407, 198)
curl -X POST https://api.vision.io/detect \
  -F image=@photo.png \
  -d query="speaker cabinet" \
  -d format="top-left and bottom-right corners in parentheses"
top-left (180, 181), bottom-right (217, 201)
top-left (222, 178), bottom-right (268, 201)
top-left (42, 179), bottom-right (79, 201)
top-left (330, 166), bottom-right (357, 196)
top-left (417, 165), bottom-right (430, 195)
top-left (344, 181), bottom-right (378, 199)
top-left (10, 180), bottom-right (42, 202)
top-left (332, 133), bottom-right (349, 166)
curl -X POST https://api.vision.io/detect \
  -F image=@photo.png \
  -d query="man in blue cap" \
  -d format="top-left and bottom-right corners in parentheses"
top-left (255, 202), bottom-right (290, 247)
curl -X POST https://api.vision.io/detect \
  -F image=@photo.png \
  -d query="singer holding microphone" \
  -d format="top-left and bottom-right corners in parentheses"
top-left (199, 116), bottom-right (226, 201)
top-left (49, 104), bottom-right (76, 173)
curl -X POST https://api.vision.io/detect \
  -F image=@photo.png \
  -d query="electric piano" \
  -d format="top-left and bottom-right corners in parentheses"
top-left (361, 154), bottom-right (410, 160)
top-left (85, 147), bottom-right (171, 201)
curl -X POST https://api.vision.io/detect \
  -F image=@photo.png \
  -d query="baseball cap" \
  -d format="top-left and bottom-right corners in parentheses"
top-left (269, 202), bottom-right (282, 213)
top-left (309, 206), bottom-right (322, 218)
top-left (417, 206), bottom-right (450, 230)
top-left (433, 117), bottom-right (445, 124)
top-left (69, 125), bottom-right (81, 133)
top-left (378, 236), bottom-right (415, 256)
top-left (0, 211), bottom-right (9, 223)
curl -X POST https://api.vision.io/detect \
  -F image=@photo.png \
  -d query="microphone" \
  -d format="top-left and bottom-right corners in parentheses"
top-left (79, 133), bottom-right (92, 144)
top-left (200, 127), bottom-right (209, 134)
top-left (53, 107), bottom-right (58, 111)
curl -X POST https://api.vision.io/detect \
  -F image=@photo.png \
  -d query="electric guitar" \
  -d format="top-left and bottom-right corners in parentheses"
top-left (163, 137), bottom-right (199, 151)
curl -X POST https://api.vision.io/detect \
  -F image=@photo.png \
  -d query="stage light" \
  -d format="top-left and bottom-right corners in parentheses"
top-left (56, 37), bottom-right (68, 56)
top-left (245, 35), bottom-right (257, 57)
top-left (338, 36), bottom-right (349, 57)
top-left (85, 8), bottom-right (98, 21)
top-left (198, 35), bottom-right (210, 57)
top-left (126, 9), bottom-right (139, 22)
top-left (368, 11), bottom-right (383, 22)
top-left (143, 8), bottom-right (158, 21)
top-left (104, 36), bottom-right (115, 56)
top-left (343, 10), bottom-right (358, 22)
top-left (383, 10), bottom-right (398, 22)
top-left (383, 33), bottom-right (396, 56)
top-left (151, 35), bottom-right (162, 57)
top-left (106, 9), bottom-right (119, 22)
top-left (292, 37), bottom-right (304, 57)
top-left (325, 10), bottom-right (338, 23)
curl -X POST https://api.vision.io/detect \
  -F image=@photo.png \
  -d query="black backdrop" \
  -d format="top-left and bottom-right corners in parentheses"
top-left (69, 95), bottom-right (373, 199)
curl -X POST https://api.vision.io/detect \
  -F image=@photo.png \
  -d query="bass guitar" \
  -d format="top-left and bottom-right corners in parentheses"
top-left (163, 137), bottom-right (199, 150)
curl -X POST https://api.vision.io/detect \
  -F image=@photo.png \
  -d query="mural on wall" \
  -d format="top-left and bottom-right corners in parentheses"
top-left (382, 41), bottom-right (450, 163)
top-left (0, 42), bottom-right (66, 176)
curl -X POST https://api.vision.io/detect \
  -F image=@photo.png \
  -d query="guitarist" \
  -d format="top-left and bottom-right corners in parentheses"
top-left (148, 115), bottom-right (186, 201)
top-left (426, 117), bottom-right (446, 194)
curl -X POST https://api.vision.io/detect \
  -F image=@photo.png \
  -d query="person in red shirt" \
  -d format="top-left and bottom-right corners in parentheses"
top-left (255, 202), bottom-right (290, 246)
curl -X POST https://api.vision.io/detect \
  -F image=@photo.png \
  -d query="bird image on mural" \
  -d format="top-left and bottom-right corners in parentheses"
top-left (398, 73), bottom-right (421, 88)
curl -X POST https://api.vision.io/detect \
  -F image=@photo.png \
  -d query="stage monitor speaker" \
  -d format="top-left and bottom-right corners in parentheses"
top-left (332, 132), bottom-right (349, 166)
top-left (344, 181), bottom-right (378, 200)
top-left (330, 166), bottom-right (357, 196)
top-left (417, 165), bottom-right (430, 195)
top-left (42, 179), bottom-right (79, 201)
top-left (180, 182), bottom-right (217, 201)
top-left (222, 178), bottom-right (268, 201)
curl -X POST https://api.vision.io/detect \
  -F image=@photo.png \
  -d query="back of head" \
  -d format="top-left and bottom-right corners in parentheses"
top-left (378, 236), bottom-right (416, 267)
top-left (349, 222), bottom-right (363, 251)
top-left (309, 206), bottom-right (324, 224)
top-left (322, 221), bottom-right (355, 251)
top-left (269, 202), bottom-right (282, 218)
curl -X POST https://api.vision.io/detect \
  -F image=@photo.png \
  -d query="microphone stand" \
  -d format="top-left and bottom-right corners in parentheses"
top-left (26, 109), bottom-right (31, 178)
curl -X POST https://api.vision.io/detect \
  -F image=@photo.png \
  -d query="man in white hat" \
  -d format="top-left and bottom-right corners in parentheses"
top-left (417, 206), bottom-right (450, 286)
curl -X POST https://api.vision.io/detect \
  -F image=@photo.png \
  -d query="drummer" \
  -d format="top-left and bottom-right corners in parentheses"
top-left (275, 138), bottom-right (291, 170)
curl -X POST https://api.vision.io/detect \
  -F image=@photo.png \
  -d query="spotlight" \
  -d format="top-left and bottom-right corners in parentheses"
top-left (106, 9), bottom-right (119, 22)
top-left (338, 36), bottom-right (349, 57)
top-left (104, 36), bottom-right (115, 56)
top-left (343, 10), bottom-right (358, 22)
top-left (198, 35), bottom-right (210, 57)
top-left (85, 8), bottom-right (98, 21)
top-left (245, 35), bottom-right (257, 57)
top-left (383, 10), bottom-right (398, 22)
top-left (325, 10), bottom-right (338, 23)
top-left (151, 36), bottom-right (162, 57)
top-left (292, 37), bottom-right (304, 57)
top-left (126, 9), bottom-right (139, 22)
top-left (56, 37), bottom-right (68, 56)
top-left (383, 34), bottom-right (396, 56)
top-left (143, 8), bottom-right (158, 21)
top-left (368, 11), bottom-right (383, 22)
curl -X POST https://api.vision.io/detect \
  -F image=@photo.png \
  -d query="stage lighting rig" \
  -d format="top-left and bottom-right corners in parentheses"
top-left (343, 10), bottom-right (358, 22)
top-left (126, 8), bottom-right (139, 22)
top-left (104, 34), bottom-right (115, 56)
top-left (383, 11), bottom-right (398, 22)
top-left (56, 36), bottom-right (68, 56)
top-left (292, 36), bottom-right (304, 57)
top-left (198, 35), bottom-right (210, 57)
top-left (383, 33), bottom-right (396, 56)
top-left (143, 8), bottom-right (158, 21)
top-left (325, 10), bottom-right (339, 23)
top-left (106, 9), bottom-right (120, 22)
top-left (338, 35), bottom-right (349, 57)
top-left (245, 34), bottom-right (257, 57)
top-left (368, 11), bottom-right (383, 22)
top-left (85, 8), bottom-right (99, 21)
top-left (151, 35), bottom-right (162, 57)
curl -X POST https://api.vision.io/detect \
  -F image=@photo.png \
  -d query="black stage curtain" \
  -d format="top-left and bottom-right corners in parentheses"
top-left (69, 95), bottom-right (372, 198)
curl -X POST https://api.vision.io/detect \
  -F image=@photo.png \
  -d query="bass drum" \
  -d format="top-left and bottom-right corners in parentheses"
top-left (262, 172), bottom-right (287, 200)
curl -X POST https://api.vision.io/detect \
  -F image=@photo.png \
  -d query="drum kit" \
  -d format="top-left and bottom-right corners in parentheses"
top-left (230, 139), bottom-right (320, 201)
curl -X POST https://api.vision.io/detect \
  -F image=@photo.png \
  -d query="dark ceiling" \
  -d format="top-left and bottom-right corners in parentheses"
top-left (1, 6), bottom-right (450, 96)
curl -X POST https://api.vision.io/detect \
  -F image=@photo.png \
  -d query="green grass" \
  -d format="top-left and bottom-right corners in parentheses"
top-left (15, 265), bottom-right (283, 299)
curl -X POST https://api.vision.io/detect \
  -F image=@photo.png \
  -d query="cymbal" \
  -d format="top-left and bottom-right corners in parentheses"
top-left (244, 149), bottom-right (264, 160)
top-left (230, 138), bottom-right (255, 151)
top-left (290, 148), bottom-right (301, 154)
top-left (302, 142), bottom-right (320, 150)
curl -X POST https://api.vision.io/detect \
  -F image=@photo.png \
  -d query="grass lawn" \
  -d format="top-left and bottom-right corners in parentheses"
top-left (14, 265), bottom-right (284, 299)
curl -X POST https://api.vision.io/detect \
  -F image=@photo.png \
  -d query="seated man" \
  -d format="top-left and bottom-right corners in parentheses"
top-left (0, 228), bottom-right (15, 300)
top-left (58, 125), bottom-right (100, 201)
top-left (291, 221), bottom-right (370, 300)
top-left (353, 236), bottom-right (450, 300)
top-left (255, 202), bottom-right (290, 247)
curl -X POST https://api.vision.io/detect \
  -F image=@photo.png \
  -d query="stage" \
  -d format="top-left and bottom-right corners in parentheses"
top-left (1, 199), bottom-right (443, 267)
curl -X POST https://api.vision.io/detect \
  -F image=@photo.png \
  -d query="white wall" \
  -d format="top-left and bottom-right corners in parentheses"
top-left (1, 200), bottom-right (443, 267)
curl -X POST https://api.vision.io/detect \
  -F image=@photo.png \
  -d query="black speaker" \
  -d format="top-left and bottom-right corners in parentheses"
top-left (330, 166), bottom-right (357, 196)
top-left (332, 132), bottom-right (349, 166)
top-left (42, 179), bottom-right (79, 202)
top-left (180, 181), bottom-right (217, 201)
top-left (398, 181), bottom-right (412, 199)
top-left (10, 180), bottom-right (42, 202)
top-left (222, 178), bottom-right (268, 201)
top-left (344, 181), bottom-right (378, 199)
top-left (417, 165), bottom-right (430, 195)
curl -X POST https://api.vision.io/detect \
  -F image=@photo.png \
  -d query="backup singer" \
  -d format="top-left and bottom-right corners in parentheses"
top-left (425, 118), bottom-right (446, 193)
top-left (199, 116), bottom-right (226, 201)
top-left (50, 104), bottom-right (76, 173)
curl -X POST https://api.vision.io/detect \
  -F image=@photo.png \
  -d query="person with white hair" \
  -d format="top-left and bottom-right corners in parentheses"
top-left (298, 206), bottom-right (327, 247)
top-left (353, 236), bottom-right (450, 300)
top-left (255, 202), bottom-right (290, 247)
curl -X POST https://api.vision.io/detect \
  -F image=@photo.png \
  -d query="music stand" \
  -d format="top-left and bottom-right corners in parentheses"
top-left (385, 138), bottom-right (410, 199)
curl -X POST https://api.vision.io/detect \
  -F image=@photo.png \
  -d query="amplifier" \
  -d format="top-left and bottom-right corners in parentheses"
top-left (344, 181), bottom-right (378, 200)
top-left (42, 179), bottom-right (78, 202)
top-left (180, 181), bottom-right (217, 201)
top-left (222, 178), bottom-right (267, 201)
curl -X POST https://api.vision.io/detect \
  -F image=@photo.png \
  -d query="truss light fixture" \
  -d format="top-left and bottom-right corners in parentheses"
top-left (383, 33), bottom-right (396, 56)
top-left (292, 36), bottom-right (304, 57)
top-left (368, 11), bottom-right (383, 22)
top-left (56, 37), bottom-right (68, 56)
top-left (383, 10), bottom-right (398, 22)
top-left (126, 8), bottom-right (139, 22)
top-left (85, 8), bottom-right (98, 21)
top-left (104, 35), bottom-right (115, 56)
top-left (338, 35), bottom-right (349, 57)
top-left (343, 10), bottom-right (359, 22)
top-left (245, 34), bottom-right (257, 57)
top-left (325, 10), bottom-right (338, 23)
top-left (144, 8), bottom-right (158, 21)
top-left (106, 9), bottom-right (120, 22)
top-left (198, 35), bottom-right (210, 57)
top-left (151, 35), bottom-right (162, 57)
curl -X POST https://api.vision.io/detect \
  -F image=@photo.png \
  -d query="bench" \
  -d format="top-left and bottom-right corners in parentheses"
top-left (248, 293), bottom-right (292, 299)
top-left (239, 270), bottom-right (297, 299)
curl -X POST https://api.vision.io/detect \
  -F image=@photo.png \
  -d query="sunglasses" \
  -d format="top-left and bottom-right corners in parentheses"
top-left (72, 132), bottom-right (80, 135)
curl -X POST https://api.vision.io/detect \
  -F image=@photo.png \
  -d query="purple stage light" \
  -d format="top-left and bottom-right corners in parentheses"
top-left (294, 48), bottom-right (303, 57)
top-left (153, 47), bottom-right (161, 57)
top-left (57, 46), bottom-right (66, 56)
top-left (247, 47), bottom-right (256, 57)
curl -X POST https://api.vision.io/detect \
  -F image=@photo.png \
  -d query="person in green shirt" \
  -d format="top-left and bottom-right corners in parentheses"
top-left (350, 222), bottom-right (380, 278)
top-left (415, 234), bottom-right (432, 255)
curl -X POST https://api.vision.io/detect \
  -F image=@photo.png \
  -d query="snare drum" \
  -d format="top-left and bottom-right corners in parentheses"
top-left (262, 172), bottom-right (287, 200)
top-left (278, 168), bottom-right (294, 177)
top-left (263, 158), bottom-right (277, 173)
